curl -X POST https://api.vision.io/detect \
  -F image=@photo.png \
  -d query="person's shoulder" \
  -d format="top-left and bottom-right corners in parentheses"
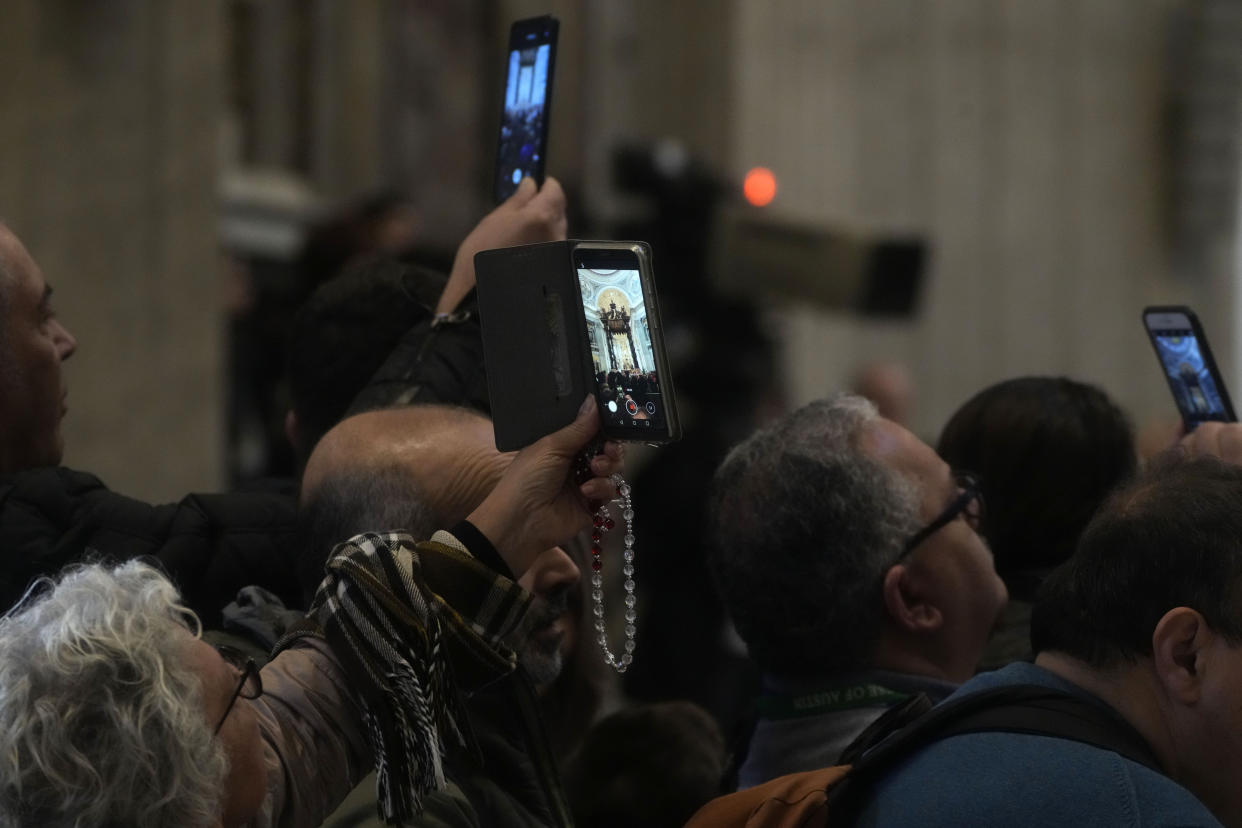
top-left (0, 465), bottom-right (110, 519)
top-left (861, 731), bottom-right (1220, 826)
top-left (945, 660), bottom-right (1086, 701)
top-left (1125, 758), bottom-right (1222, 826)
top-left (0, 465), bottom-right (107, 493)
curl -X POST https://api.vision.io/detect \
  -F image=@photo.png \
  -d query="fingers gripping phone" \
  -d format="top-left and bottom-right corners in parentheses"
top-left (494, 16), bottom-right (558, 203)
top-left (1143, 305), bottom-right (1236, 430)
top-left (573, 242), bottom-right (681, 443)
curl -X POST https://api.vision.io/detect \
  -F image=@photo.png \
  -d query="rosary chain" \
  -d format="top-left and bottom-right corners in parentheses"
top-left (589, 473), bottom-right (636, 673)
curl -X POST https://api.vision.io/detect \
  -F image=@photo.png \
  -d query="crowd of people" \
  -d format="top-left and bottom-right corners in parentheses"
top-left (2, 168), bottom-right (1242, 828)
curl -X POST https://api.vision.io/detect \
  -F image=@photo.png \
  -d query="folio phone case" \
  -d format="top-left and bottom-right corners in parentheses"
top-left (474, 240), bottom-right (595, 451)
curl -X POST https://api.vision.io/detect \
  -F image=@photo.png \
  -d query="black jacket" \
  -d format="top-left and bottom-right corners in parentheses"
top-left (0, 466), bottom-right (301, 625)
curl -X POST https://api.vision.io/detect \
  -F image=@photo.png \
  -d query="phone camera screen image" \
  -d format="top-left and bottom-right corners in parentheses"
top-left (575, 263), bottom-right (667, 435)
top-left (1153, 330), bottom-right (1230, 424)
top-left (495, 23), bottom-right (555, 202)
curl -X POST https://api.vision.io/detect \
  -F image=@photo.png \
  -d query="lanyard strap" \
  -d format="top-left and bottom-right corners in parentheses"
top-left (757, 682), bottom-right (910, 720)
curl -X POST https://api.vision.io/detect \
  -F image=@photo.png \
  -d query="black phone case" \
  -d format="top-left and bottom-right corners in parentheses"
top-left (475, 241), bottom-right (597, 451)
top-left (1143, 305), bottom-right (1237, 427)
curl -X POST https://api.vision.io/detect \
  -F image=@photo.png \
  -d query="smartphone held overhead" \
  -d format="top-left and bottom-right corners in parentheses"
top-left (494, 16), bottom-right (558, 203)
top-left (1143, 305), bottom-right (1236, 430)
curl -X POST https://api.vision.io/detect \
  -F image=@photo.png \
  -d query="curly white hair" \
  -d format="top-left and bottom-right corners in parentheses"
top-left (0, 560), bottom-right (229, 827)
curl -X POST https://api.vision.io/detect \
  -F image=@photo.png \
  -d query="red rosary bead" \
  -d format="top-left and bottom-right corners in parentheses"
top-left (604, 518), bottom-right (615, 530)
top-left (592, 559), bottom-right (603, 572)
top-left (591, 529), bottom-right (603, 542)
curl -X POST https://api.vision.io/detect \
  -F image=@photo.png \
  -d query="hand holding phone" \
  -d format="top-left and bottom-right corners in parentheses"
top-left (437, 176), bottom-right (567, 315)
top-left (1179, 421), bottom-right (1242, 467)
top-left (1143, 305), bottom-right (1236, 430)
top-left (494, 16), bottom-right (558, 203)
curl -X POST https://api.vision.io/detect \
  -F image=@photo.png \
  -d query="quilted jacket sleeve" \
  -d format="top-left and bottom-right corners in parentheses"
top-left (0, 466), bottom-right (301, 625)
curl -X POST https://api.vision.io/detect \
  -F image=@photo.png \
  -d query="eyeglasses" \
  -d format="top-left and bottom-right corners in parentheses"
top-left (213, 647), bottom-right (263, 735)
top-left (899, 473), bottom-right (984, 559)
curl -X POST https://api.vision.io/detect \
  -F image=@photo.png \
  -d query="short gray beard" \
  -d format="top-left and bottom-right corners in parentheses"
top-left (519, 586), bottom-right (571, 687)
top-left (520, 643), bottom-right (565, 688)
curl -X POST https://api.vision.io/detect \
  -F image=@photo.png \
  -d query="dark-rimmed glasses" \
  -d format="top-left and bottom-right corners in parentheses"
top-left (899, 473), bottom-right (984, 559)
top-left (213, 647), bottom-right (263, 735)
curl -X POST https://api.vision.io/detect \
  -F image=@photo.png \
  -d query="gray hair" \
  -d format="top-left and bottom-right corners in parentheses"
top-left (0, 561), bottom-right (228, 827)
top-left (708, 393), bottom-right (922, 676)
top-left (297, 461), bottom-right (437, 604)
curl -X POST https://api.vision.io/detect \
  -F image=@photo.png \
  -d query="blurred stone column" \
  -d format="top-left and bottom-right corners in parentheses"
top-left (251, 0), bottom-right (298, 169)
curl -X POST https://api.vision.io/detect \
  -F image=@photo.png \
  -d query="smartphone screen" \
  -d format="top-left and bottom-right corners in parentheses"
top-left (572, 244), bottom-right (678, 442)
top-left (1145, 307), bottom-right (1236, 428)
top-left (494, 17), bottom-right (558, 203)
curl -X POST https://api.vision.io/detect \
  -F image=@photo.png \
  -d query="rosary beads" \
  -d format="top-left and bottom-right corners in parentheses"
top-left (589, 473), bottom-right (637, 673)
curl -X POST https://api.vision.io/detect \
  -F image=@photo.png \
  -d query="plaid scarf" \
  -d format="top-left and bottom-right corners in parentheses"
top-left (307, 532), bottom-right (468, 824)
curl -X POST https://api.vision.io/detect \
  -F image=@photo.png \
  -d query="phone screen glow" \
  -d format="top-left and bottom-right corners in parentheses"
top-left (1153, 330), bottom-right (1230, 423)
top-left (575, 265), bottom-right (665, 432)
top-left (496, 43), bottom-right (551, 200)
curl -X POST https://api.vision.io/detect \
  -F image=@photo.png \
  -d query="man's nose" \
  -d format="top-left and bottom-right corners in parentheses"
top-left (528, 546), bottom-right (580, 598)
top-left (53, 320), bottom-right (77, 360)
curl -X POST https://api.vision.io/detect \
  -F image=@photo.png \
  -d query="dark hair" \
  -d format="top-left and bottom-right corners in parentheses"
top-left (297, 190), bottom-right (416, 290)
top-left (1031, 455), bottom-right (1242, 667)
top-left (708, 395), bottom-right (920, 677)
top-left (295, 462), bottom-right (436, 605)
top-left (564, 701), bottom-right (727, 828)
top-left (936, 377), bottom-right (1136, 598)
top-left (285, 258), bottom-right (437, 463)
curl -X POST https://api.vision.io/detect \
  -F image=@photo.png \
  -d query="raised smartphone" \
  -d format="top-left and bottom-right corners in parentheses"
top-left (474, 240), bottom-right (681, 450)
top-left (494, 16), bottom-right (558, 203)
top-left (572, 242), bottom-right (681, 443)
top-left (1143, 305), bottom-right (1236, 429)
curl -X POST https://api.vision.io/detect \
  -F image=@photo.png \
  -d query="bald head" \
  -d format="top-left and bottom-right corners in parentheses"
top-left (852, 361), bottom-right (913, 426)
top-left (302, 404), bottom-right (512, 527)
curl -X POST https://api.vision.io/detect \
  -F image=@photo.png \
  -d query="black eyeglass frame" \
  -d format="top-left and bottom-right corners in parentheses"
top-left (899, 473), bottom-right (983, 558)
top-left (213, 655), bottom-right (262, 735)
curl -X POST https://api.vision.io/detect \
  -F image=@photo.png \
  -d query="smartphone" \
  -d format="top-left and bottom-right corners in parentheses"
top-left (1143, 305), bottom-right (1236, 429)
top-left (572, 242), bottom-right (681, 443)
top-left (494, 16), bottom-right (558, 203)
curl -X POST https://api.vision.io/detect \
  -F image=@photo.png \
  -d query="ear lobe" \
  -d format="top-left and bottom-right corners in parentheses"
top-left (882, 564), bottom-right (944, 634)
top-left (1152, 607), bottom-right (1209, 704)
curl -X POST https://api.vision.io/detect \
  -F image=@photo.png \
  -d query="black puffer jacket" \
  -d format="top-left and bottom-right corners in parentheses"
top-left (0, 467), bottom-right (301, 625)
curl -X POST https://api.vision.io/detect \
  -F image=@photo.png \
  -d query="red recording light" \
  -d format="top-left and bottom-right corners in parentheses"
top-left (743, 167), bottom-right (777, 207)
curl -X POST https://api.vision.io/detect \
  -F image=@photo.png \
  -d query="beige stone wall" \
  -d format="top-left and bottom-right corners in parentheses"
top-left (0, 1), bottom-right (224, 501)
top-left (731, 0), bottom-right (1226, 437)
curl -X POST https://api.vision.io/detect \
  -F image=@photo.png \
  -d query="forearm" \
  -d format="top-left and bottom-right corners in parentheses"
top-left (252, 637), bottom-right (371, 828)
top-left (261, 531), bottom-right (536, 823)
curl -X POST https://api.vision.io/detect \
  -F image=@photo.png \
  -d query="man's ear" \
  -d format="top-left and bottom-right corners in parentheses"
top-left (1152, 607), bottom-right (1210, 704)
top-left (882, 564), bottom-right (944, 634)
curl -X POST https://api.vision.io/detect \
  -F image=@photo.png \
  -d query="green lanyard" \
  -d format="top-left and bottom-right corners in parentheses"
top-left (757, 682), bottom-right (910, 721)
